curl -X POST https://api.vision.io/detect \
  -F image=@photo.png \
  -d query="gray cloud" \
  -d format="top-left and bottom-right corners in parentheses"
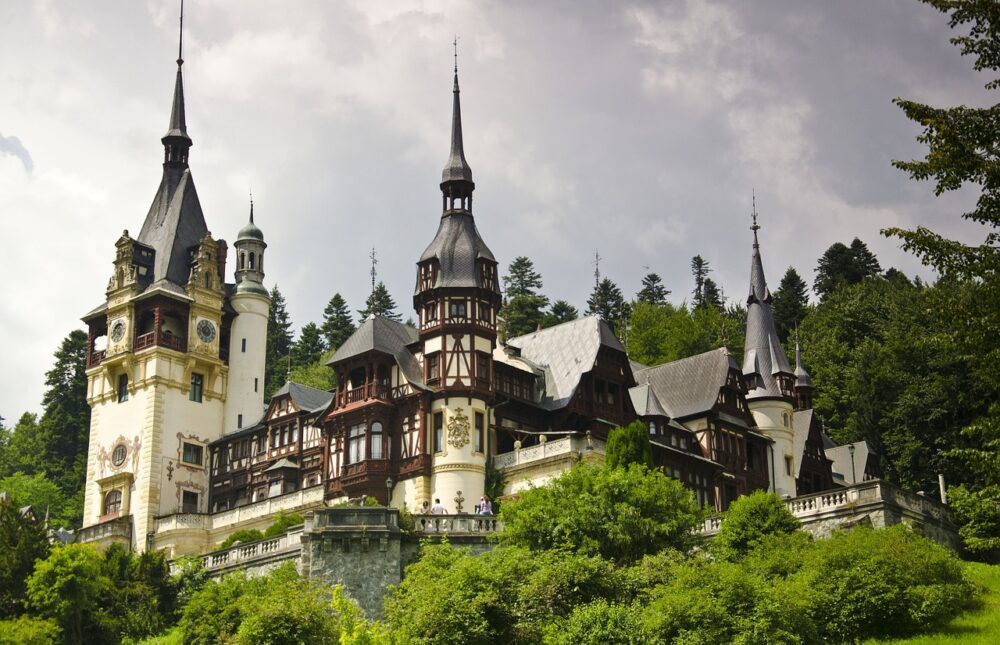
top-left (0, 133), bottom-right (33, 173)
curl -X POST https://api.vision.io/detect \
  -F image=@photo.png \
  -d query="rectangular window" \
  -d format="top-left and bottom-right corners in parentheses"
top-left (785, 456), bottom-right (793, 476)
top-left (449, 300), bottom-right (467, 319)
top-left (182, 442), bottom-right (204, 466)
top-left (190, 373), bottom-right (204, 402)
top-left (474, 412), bottom-right (484, 452)
top-left (237, 414), bottom-right (243, 429)
top-left (241, 338), bottom-right (247, 352)
top-left (476, 353), bottom-right (489, 383)
top-left (348, 424), bottom-right (365, 464)
top-left (254, 377), bottom-right (258, 392)
top-left (371, 422), bottom-right (383, 460)
top-left (433, 412), bottom-right (444, 452)
top-left (427, 354), bottom-right (440, 381)
top-left (117, 374), bottom-right (129, 402)
top-left (425, 304), bottom-right (438, 323)
top-left (181, 490), bottom-right (199, 514)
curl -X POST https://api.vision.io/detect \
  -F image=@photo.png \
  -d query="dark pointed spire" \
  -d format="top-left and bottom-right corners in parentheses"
top-left (162, 0), bottom-right (192, 166)
top-left (741, 196), bottom-right (793, 400)
top-left (441, 36), bottom-right (474, 199)
top-left (794, 329), bottom-right (813, 387)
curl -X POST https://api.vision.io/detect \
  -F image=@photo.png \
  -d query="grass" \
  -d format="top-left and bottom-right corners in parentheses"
top-left (864, 562), bottom-right (1000, 644)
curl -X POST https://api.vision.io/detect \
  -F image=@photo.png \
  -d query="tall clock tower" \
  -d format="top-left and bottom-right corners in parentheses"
top-left (80, 29), bottom-right (267, 551)
top-left (413, 61), bottom-right (502, 510)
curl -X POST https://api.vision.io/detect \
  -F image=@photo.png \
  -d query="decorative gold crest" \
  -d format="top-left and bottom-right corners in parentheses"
top-left (447, 407), bottom-right (471, 448)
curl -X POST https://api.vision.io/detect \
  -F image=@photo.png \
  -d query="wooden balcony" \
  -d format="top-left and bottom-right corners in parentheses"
top-left (87, 349), bottom-right (107, 368)
top-left (134, 331), bottom-right (187, 353)
top-left (336, 383), bottom-right (392, 408)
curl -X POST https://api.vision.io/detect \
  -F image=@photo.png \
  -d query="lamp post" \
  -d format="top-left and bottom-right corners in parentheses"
top-left (385, 477), bottom-right (394, 507)
top-left (848, 443), bottom-right (857, 485)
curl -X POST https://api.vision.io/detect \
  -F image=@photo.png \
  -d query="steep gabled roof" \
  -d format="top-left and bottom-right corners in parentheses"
top-left (272, 381), bottom-right (332, 413)
top-left (792, 409), bottom-right (814, 478)
top-left (742, 226), bottom-right (793, 400)
top-left (328, 316), bottom-right (426, 389)
top-left (506, 315), bottom-right (625, 410)
top-left (137, 169), bottom-right (208, 287)
top-left (634, 348), bottom-right (739, 420)
top-left (825, 440), bottom-right (876, 484)
top-left (628, 383), bottom-right (670, 418)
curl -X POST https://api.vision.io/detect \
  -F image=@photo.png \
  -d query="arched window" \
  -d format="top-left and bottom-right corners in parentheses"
top-left (249, 252), bottom-right (256, 270)
top-left (240, 252), bottom-right (246, 269)
top-left (103, 489), bottom-right (122, 516)
top-left (371, 422), bottom-right (383, 459)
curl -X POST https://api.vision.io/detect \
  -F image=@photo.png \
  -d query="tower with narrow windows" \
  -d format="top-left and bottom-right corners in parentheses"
top-left (413, 60), bottom-right (502, 510)
top-left (224, 203), bottom-right (270, 434)
top-left (741, 209), bottom-right (798, 498)
top-left (79, 24), bottom-right (269, 552)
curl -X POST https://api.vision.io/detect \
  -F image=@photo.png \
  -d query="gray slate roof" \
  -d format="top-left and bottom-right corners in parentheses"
top-left (825, 440), bottom-right (875, 484)
top-left (742, 235), bottom-right (793, 399)
top-left (441, 72), bottom-right (474, 185)
top-left (628, 383), bottom-right (670, 418)
top-left (506, 315), bottom-right (625, 411)
top-left (792, 409), bottom-right (813, 478)
top-left (136, 169), bottom-right (208, 287)
top-left (634, 348), bottom-right (739, 420)
top-left (272, 380), bottom-right (332, 413)
top-left (328, 316), bottom-right (426, 389)
top-left (794, 341), bottom-right (813, 387)
top-left (417, 212), bottom-right (496, 290)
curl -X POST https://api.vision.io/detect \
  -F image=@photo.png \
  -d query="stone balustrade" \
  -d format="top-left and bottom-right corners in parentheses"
top-left (154, 512), bottom-right (210, 532)
top-left (200, 527), bottom-right (303, 573)
top-left (209, 485), bottom-right (325, 530)
top-left (695, 479), bottom-right (957, 548)
top-left (77, 515), bottom-right (132, 545)
top-left (413, 514), bottom-right (502, 535)
top-left (492, 434), bottom-right (606, 470)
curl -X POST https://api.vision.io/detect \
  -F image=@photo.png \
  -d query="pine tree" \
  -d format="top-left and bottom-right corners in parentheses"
top-left (320, 293), bottom-right (355, 350)
top-left (814, 238), bottom-right (883, 300)
top-left (358, 282), bottom-right (401, 321)
top-left (690, 256), bottom-right (712, 308)
top-left (503, 256), bottom-right (544, 299)
top-left (542, 300), bottom-right (579, 328)
top-left (701, 277), bottom-right (724, 310)
top-left (501, 257), bottom-right (549, 338)
top-left (36, 330), bottom-right (90, 495)
top-left (586, 278), bottom-right (630, 334)
top-left (771, 267), bottom-right (810, 342)
top-left (291, 322), bottom-right (326, 370)
top-left (265, 285), bottom-right (294, 398)
top-left (636, 272), bottom-right (670, 305)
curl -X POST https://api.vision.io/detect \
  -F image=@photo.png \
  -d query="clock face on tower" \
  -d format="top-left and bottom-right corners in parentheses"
top-left (196, 319), bottom-right (216, 343)
top-left (110, 320), bottom-right (126, 342)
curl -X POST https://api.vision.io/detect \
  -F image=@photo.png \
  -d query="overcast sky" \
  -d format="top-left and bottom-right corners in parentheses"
top-left (0, 0), bottom-right (991, 420)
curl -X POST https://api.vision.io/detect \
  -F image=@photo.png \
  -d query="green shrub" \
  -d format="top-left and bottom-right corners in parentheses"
top-left (949, 484), bottom-right (1000, 563)
top-left (218, 528), bottom-right (264, 550)
top-left (544, 600), bottom-right (652, 645)
top-left (263, 510), bottom-right (304, 538)
top-left (605, 421), bottom-right (653, 469)
top-left (713, 491), bottom-right (801, 561)
top-left (498, 463), bottom-right (703, 564)
top-left (0, 615), bottom-right (61, 645)
top-left (791, 525), bottom-right (974, 642)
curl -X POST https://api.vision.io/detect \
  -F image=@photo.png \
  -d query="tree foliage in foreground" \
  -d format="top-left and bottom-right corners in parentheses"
top-left (497, 463), bottom-right (702, 564)
top-left (605, 421), bottom-right (653, 470)
top-left (712, 491), bottom-right (801, 561)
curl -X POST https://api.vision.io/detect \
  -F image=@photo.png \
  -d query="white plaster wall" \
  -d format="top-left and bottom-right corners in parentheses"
top-left (224, 293), bottom-right (269, 434)
top-left (428, 398), bottom-right (487, 513)
top-left (749, 400), bottom-right (796, 497)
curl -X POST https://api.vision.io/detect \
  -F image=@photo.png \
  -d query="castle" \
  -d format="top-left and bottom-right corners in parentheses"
top-left (77, 27), bottom-right (882, 557)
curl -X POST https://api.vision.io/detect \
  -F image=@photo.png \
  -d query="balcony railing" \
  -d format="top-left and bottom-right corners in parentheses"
top-left (414, 514), bottom-right (502, 535)
top-left (695, 480), bottom-right (954, 537)
top-left (337, 383), bottom-right (391, 408)
top-left (201, 527), bottom-right (303, 572)
top-left (77, 515), bottom-right (132, 545)
top-left (492, 434), bottom-right (606, 470)
top-left (87, 349), bottom-right (107, 368)
top-left (134, 331), bottom-right (187, 353)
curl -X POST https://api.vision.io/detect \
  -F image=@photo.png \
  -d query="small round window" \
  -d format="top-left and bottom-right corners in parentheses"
top-left (111, 443), bottom-right (127, 467)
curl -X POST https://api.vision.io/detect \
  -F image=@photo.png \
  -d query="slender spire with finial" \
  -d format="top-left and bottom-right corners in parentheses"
top-left (249, 188), bottom-right (254, 224)
top-left (441, 35), bottom-right (474, 196)
top-left (163, 0), bottom-right (191, 163)
top-left (751, 188), bottom-right (760, 248)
